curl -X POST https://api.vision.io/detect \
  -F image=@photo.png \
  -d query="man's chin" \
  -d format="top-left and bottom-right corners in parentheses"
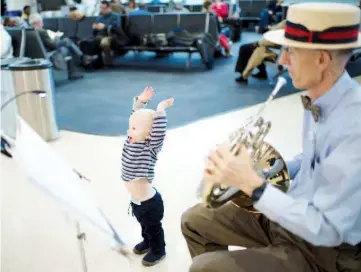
top-left (291, 78), bottom-right (302, 89)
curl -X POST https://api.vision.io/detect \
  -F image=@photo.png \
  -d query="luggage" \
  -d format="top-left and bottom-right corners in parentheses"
top-left (194, 33), bottom-right (217, 70)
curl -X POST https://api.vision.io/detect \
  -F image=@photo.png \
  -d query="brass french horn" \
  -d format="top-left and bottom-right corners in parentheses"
top-left (198, 77), bottom-right (290, 211)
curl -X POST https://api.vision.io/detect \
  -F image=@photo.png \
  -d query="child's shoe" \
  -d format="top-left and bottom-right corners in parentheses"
top-left (141, 249), bottom-right (166, 266)
top-left (133, 240), bottom-right (149, 255)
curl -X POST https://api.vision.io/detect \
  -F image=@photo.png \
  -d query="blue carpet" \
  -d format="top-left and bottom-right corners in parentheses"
top-left (53, 32), bottom-right (297, 136)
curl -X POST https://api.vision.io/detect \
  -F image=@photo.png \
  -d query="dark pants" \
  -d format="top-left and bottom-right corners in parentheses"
top-left (131, 191), bottom-right (166, 253)
top-left (181, 202), bottom-right (361, 272)
top-left (57, 37), bottom-right (83, 64)
top-left (235, 42), bottom-right (266, 76)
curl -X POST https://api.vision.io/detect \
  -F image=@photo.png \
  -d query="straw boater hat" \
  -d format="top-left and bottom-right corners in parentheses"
top-left (264, 2), bottom-right (361, 50)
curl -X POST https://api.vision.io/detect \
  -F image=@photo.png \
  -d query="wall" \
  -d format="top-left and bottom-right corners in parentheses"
top-left (6, 0), bottom-right (37, 11)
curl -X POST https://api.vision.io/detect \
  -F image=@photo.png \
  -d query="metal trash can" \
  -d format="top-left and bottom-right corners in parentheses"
top-left (9, 59), bottom-right (60, 141)
top-left (1, 57), bottom-right (30, 139)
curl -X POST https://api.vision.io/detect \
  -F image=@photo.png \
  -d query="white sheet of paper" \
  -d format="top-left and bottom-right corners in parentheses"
top-left (46, 29), bottom-right (64, 40)
top-left (11, 117), bottom-right (125, 249)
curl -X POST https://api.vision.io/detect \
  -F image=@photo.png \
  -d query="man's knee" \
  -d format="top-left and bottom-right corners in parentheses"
top-left (189, 252), bottom-right (225, 272)
top-left (100, 37), bottom-right (111, 48)
top-left (181, 204), bottom-right (206, 234)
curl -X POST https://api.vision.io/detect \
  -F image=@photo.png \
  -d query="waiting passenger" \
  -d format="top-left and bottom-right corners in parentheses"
top-left (235, 20), bottom-right (286, 84)
top-left (256, 0), bottom-right (283, 34)
top-left (124, 0), bottom-right (136, 14)
top-left (2, 16), bottom-right (29, 28)
top-left (167, 0), bottom-right (190, 13)
top-left (68, 7), bottom-right (86, 21)
top-left (92, 0), bottom-right (121, 66)
top-left (29, 13), bottom-right (84, 80)
top-left (110, 0), bottom-right (123, 13)
top-left (210, 0), bottom-right (228, 22)
top-left (22, 5), bottom-right (31, 22)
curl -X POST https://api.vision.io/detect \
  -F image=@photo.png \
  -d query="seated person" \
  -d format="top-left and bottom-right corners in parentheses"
top-left (2, 16), bottom-right (29, 28)
top-left (210, 0), bottom-right (228, 22)
top-left (124, 0), bottom-right (136, 14)
top-left (29, 13), bottom-right (84, 80)
top-left (235, 20), bottom-right (286, 84)
top-left (68, 6), bottom-right (86, 21)
top-left (256, 0), bottom-right (283, 34)
top-left (182, 4), bottom-right (361, 272)
top-left (110, 0), bottom-right (123, 13)
top-left (167, 0), bottom-right (190, 13)
top-left (22, 5), bottom-right (31, 22)
top-left (92, 0), bottom-right (121, 66)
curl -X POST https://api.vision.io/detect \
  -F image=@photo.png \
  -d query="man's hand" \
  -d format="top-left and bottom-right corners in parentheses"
top-left (203, 143), bottom-right (263, 196)
top-left (92, 23), bottom-right (105, 30)
top-left (157, 98), bottom-right (174, 112)
top-left (138, 87), bottom-right (154, 103)
top-left (97, 23), bottom-right (105, 30)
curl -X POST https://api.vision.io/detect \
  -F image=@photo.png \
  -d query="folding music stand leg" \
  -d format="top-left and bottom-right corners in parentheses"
top-left (76, 222), bottom-right (88, 272)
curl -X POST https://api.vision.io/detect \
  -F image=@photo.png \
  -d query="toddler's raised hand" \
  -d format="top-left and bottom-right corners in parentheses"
top-left (138, 87), bottom-right (154, 103)
top-left (157, 98), bottom-right (174, 112)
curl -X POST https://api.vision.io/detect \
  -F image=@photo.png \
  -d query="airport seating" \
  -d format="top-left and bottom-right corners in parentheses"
top-left (43, 12), bottom-right (219, 69)
top-left (5, 27), bottom-right (26, 57)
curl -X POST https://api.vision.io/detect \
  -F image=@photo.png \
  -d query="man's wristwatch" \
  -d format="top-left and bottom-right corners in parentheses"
top-left (250, 181), bottom-right (267, 202)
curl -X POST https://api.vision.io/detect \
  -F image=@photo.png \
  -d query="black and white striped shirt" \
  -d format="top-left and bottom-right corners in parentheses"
top-left (121, 98), bottom-right (167, 182)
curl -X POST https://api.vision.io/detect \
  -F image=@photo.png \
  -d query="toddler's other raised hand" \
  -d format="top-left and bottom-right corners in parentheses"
top-left (138, 87), bottom-right (154, 103)
top-left (157, 98), bottom-right (174, 112)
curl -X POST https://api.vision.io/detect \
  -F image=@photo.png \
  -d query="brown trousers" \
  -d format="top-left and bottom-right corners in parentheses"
top-left (181, 202), bottom-right (361, 272)
top-left (242, 40), bottom-right (280, 79)
top-left (95, 36), bottom-right (113, 65)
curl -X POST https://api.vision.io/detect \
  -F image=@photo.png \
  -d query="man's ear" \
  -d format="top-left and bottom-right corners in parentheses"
top-left (318, 50), bottom-right (332, 70)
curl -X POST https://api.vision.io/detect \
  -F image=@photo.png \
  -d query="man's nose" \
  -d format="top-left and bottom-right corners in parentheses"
top-left (278, 49), bottom-right (289, 66)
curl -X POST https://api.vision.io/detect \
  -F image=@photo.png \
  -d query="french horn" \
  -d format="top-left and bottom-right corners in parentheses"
top-left (199, 77), bottom-right (291, 211)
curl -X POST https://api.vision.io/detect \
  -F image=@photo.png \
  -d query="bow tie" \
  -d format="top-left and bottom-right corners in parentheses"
top-left (301, 95), bottom-right (321, 122)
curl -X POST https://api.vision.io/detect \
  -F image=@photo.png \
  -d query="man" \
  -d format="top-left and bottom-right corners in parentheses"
top-left (181, 2), bottom-right (361, 272)
top-left (256, 0), bottom-right (283, 34)
top-left (235, 19), bottom-right (286, 84)
top-left (22, 5), bottom-right (30, 21)
top-left (92, 0), bottom-right (121, 66)
top-left (29, 13), bottom-right (83, 80)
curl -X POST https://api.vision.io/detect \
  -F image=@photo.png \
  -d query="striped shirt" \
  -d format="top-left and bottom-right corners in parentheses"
top-left (121, 98), bottom-right (167, 182)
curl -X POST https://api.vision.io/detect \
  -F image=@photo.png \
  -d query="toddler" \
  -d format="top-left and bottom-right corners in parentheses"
top-left (121, 87), bottom-right (174, 266)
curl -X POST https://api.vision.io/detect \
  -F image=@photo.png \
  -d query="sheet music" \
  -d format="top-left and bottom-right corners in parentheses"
top-left (11, 117), bottom-right (126, 249)
top-left (46, 29), bottom-right (64, 40)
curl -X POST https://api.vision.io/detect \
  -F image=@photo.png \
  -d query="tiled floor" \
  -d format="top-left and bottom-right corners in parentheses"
top-left (1, 89), bottom-right (305, 272)
top-left (1, 76), bottom-right (360, 272)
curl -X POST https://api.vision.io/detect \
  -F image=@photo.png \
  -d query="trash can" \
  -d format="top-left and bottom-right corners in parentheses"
top-left (9, 58), bottom-right (60, 141)
top-left (1, 57), bottom-right (30, 139)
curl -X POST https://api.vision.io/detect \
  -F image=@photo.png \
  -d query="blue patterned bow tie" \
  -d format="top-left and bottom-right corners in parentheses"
top-left (301, 95), bottom-right (321, 122)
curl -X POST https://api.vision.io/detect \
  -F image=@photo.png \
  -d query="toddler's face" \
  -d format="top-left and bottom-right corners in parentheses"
top-left (127, 110), bottom-right (154, 144)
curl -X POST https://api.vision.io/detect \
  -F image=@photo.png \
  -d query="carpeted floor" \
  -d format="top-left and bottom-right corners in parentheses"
top-left (53, 32), bottom-right (298, 136)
